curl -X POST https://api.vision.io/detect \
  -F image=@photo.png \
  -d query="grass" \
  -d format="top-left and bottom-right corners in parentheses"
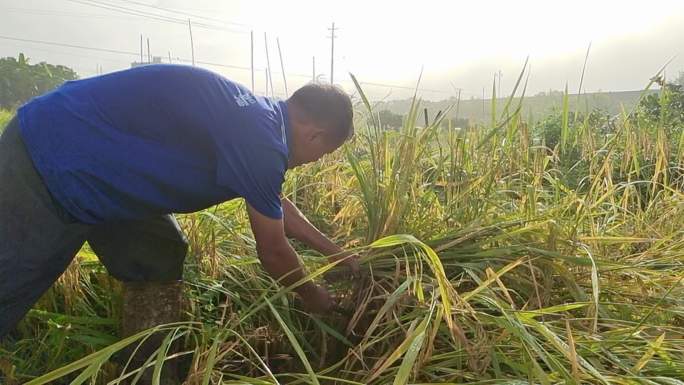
top-left (0, 110), bottom-right (12, 132)
top-left (1, 69), bottom-right (684, 384)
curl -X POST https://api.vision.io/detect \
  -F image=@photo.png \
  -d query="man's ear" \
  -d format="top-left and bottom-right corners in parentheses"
top-left (307, 126), bottom-right (326, 142)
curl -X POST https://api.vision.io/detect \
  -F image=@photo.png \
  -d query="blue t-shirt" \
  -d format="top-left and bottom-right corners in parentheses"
top-left (17, 64), bottom-right (290, 224)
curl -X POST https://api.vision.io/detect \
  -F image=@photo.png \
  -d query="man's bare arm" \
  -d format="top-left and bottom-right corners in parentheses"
top-left (246, 203), bottom-right (332, 313)
top-left (282, 197), bottom-right (344, 256)
top-left (282, 197), bottom-right (360, 277)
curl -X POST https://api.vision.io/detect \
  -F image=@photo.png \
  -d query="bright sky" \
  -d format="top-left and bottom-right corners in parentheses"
top-left (1, 0), bottom-right (683, 100)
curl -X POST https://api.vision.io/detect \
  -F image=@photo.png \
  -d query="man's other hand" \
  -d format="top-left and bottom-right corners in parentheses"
top-left (325, 253), bottom-right (362, 282)
top-left (297, 283), bottom-right (334, 314)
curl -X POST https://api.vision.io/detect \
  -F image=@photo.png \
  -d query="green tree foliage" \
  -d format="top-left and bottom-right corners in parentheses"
top-left (0, 109), bottom-right (11, 133)
top-left (377, 109), bottom-right (404, 130)
top-left (377, 109), bottom-right (469, 131)
top-left (0, 53), bottom-right (78, 109)
top-left (635, 75), bottom-right (684, 135)
top-left (676, 71), bottom-right (684, 86)
top-left (534, 108), bottom-right (611, 150)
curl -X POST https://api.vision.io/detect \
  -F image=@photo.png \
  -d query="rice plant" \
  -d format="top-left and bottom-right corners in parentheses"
top-left (0, 110), bottom-right (12, 132)
top-left (2, 70), bottom-right (684, 385)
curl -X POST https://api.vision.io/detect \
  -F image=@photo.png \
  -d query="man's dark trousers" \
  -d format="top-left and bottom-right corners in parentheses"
top-left (0, 116), bottom-right (189, 338)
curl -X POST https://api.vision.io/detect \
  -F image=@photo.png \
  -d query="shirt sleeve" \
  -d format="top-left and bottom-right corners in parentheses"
top-left (215, 140), bottom-right (287, 220)
top-left (211, 89), bottom-right (288, 219)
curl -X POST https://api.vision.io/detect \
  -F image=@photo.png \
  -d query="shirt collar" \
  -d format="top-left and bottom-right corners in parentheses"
top-left (277, 99), bottom-right (292, 154)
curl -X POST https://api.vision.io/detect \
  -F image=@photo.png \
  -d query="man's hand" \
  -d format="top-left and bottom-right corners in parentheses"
top-left (325, 252), bottom-right (362, 282)
top-left (296, 282), bottom-right (334, 314)
top-left (246, 203), bottom-right (337, 315)
top-left (283, 198), bottom-right (360, 278)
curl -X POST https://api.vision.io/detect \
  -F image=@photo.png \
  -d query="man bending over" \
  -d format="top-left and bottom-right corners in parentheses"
top-left (0, 64), bottom-right (359, 376)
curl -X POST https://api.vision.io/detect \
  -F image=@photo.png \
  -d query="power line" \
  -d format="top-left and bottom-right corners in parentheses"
top-left (0, 34), bottom-right (296, 75)
top-left (7, 3), bottom-right (465, 97)
top-left (0, 6), bottom-right (155, 21)
top-left (64, 0), bottom-right (249, 34)
top-left (115, 0), bottom-right (250, 28)
top-left (0, 35), bottom-right (140, 57)
top-left (0, 35), bottom-right (457, 95)
top-left (0, 40), bottom-right (130, 65)
top-left (358, 81), bottom-right (450, 94)
top-left (2, 5), bottom-right (247, 31)
top-left (65, 0), bottom-right (193, 25)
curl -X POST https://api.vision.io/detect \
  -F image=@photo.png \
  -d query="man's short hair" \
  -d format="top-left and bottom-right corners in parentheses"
top-left (288, 83), bottom-right (354, 143)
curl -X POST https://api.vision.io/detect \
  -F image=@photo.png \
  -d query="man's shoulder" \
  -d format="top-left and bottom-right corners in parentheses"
top-left (129, 63), bottom-right (218, 79)
top-left (214, 93), bottom-right (287, 155)
top-left (232, 95), bottom-right (283, 132)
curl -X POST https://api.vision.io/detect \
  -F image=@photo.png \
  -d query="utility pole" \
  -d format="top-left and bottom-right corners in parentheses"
top-left (497, 70), bottom-right (503, 97)
top-left (312, 56), bottom-right (316, 82)
top-left (250, 31), bottom-right (255, 93)
top-left (168, 51), bottom-right (172, 63)
top-left (188, 19), bottom-right (195, 66)
top-left (455, 88), bottom-right (462, 122)
top-left (482, 87), bottom-right (486, 121)
top-left (146, 38), bottom-right (151, 63)
top-left (449, 82), bottom-right (463, 121)
top-left (328, 22), bottom-right (337, 85)
top-left (139, 34), bottom-right (143, 63)
top-left (264, 68), bottom-right (269, 96)
top-left (276, 37), bottom-right (288, 97)
top-left (264, 33), bottom-right (274, 97)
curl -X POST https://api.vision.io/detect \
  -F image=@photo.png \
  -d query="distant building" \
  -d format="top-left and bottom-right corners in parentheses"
top-left (131, 56), bottom-right (163, 68)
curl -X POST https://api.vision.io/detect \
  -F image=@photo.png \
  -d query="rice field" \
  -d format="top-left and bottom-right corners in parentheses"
top-left (0, 110), bottom-right (12, 132)
top-left (1, 69), bottom-right (684, 384)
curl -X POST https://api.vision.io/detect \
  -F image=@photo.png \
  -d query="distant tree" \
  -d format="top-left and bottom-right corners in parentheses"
top-left (635, 75), bottom-right (684, 135)
top-left (0, 53), bottom-right (78, 109)
top-left (375, 109), bottom-right (468, 130)
top-left (377, 109), bottom-right (403, 130)
top-left (535, 109), bottom-right (610, 151)
top-left (534, 108), bottom-right (611, 189)
top-left (675, 71), bottom-right (684, 86)
top-left (448, 117), bottom-right (469, 128)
